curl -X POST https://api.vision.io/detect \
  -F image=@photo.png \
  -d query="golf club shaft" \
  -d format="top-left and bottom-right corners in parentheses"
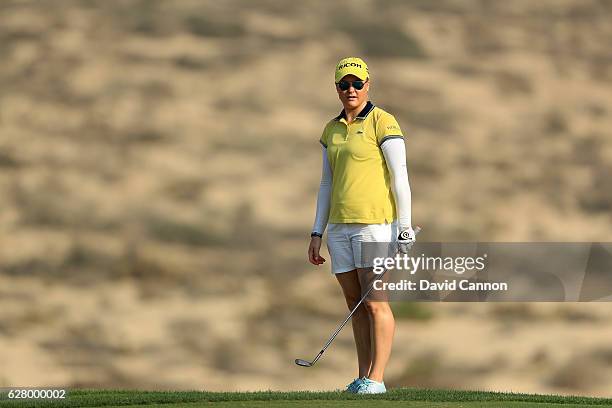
top-left (310, 226), bottom-right (421, 366)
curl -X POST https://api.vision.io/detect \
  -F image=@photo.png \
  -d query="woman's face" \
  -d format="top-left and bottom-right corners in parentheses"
top-left (336, 74), bottom-right (369, 111)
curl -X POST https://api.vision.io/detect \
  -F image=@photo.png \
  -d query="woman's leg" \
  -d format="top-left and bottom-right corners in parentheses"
top-left (335, 270), bottom-right (371, 378)
top-left (358, 268), bottom-right (395, 383)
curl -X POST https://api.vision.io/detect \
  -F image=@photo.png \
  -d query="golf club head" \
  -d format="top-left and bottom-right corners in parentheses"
top-left (294, 358), bottom-right (313, 367)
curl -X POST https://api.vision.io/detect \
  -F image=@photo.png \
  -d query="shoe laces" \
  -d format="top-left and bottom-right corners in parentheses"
top-left (358, 378), bottom-right (384, 392)
top-left (357, 378), bottom-right (375, 392)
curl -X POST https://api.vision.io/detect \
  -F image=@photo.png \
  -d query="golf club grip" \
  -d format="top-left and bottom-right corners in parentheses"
top-left (314, 226), bottom-right (422, 363)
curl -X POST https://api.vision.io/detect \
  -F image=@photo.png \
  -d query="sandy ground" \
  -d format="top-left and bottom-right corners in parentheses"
top-left (2, 273), bottom-right (612, 396)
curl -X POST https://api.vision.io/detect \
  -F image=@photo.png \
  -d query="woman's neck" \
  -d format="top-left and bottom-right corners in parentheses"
top-left (344, 100), bottom-right (367, 123)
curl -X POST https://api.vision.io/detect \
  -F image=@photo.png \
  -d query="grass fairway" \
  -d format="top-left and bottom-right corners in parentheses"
top-left (1, 389), bottom-right (611, 408)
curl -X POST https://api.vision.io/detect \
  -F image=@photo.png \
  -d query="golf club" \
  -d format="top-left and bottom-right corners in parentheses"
top-left (295, 226), bottom-right (421, 368)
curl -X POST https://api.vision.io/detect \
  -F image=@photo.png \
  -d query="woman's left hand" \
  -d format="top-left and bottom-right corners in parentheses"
top-left (398, 227), bottom-right (416, 254)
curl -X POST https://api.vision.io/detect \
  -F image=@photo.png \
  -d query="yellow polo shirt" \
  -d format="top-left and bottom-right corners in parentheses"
top-left (319, 101), bottom-right (404, 224)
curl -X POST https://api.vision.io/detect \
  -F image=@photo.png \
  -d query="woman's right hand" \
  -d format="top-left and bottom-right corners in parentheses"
top-left (308, 236), bottom-right (326, 265)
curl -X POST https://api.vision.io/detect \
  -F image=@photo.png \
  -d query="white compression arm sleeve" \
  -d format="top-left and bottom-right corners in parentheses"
top-left (381, 138), bottom-right (412, 231)
top-left (312, 146), bottom-right (332, 235)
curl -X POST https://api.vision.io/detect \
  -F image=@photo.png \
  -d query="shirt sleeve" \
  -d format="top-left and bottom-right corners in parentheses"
top-left (312, 146), bottom-right (332, 235)
top-left (319, 125), bottom-right (328, 148)
top-left (376, 112), bottom-right (404, 147)
top-left (381, 138), bottom-right (412, 231)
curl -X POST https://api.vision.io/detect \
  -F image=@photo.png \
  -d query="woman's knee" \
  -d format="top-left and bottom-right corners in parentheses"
top-left (344, 297), bottom-right (371, 320)
top-left (344, 296), bottom-right (361, 311)
top-left (336, 270), bottom-right (363, 309)
top-left (364, 299), bottom-right (392, 316)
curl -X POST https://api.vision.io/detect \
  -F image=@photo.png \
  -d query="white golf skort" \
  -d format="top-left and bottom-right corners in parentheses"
top-left (326, 222), bottom-right (398, 274)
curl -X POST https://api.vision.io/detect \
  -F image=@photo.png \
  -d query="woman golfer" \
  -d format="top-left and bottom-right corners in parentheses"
top-left (308, 57), bottom-right (415, 394)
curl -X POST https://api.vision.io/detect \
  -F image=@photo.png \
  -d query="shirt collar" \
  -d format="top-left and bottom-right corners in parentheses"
top-left (334, 101), bottom-right (375, 121)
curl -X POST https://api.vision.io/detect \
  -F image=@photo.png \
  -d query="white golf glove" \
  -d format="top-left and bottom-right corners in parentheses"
top-left (397, 226), bottom-right (416, 254)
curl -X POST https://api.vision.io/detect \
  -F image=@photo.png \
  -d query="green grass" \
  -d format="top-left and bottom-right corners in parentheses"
top-left (1, 389), bottom-right (612, 408)
top-left (104, 402), bottom-right (612, 408)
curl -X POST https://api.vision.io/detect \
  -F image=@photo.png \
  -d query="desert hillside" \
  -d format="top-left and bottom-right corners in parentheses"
top-left (1, 0), bottom-right (612, 396)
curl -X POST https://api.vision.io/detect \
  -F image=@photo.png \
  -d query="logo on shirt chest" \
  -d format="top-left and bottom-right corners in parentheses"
top-left (352, 126), bottom-right (365, 137)
top-left (330, 127), bottom-right (368, 146)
